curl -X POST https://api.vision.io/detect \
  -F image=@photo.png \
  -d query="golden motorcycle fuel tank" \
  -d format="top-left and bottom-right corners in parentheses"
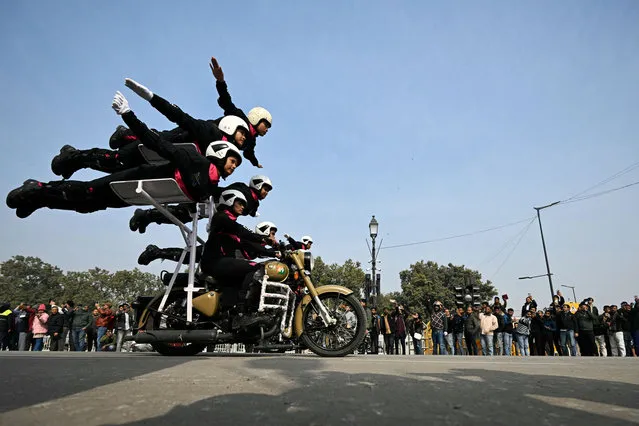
top-left (192, 291), bottom-right (222, 317)
top-left (264, 261), bottom-right (289, 282)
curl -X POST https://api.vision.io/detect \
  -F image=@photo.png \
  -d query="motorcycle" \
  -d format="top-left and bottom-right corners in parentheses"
top-left (129, 244), bottom-right (367, 357)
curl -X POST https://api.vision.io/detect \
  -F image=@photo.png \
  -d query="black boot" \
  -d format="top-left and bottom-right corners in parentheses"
top-left (6, 179), bottom-right (44, 217)
top-left (129, 205), bottom-right (195, 234)
top-left (51, 145), bottom-right (122, 179)
top-left (109, 125), bottom-right (138, 149)
top-left (137, 245), bottom-right (164, 265)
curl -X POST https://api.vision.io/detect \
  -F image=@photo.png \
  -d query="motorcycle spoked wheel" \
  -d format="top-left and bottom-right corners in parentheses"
top-left (300, 293), bottom-right (367, 357)
top-left (142, 290), bottom-right (207, 356)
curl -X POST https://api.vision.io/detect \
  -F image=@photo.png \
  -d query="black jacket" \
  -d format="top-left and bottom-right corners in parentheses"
top-left (216, 81), bottom-right (260, 167)
top-left (122, 110), bottom-right (224, 202)
top-left (115, 311), bottom-right (133, 331)
top-left (47, 313), bottom-right (64, 335)
top-left (451, 314), bottom-right (465, 334)
top-left (575, 310), bottom-right (596, 332)
top-left (555, 312), bottom-right (577, 331)
top-left (521, 300), bottom-right (538, 317)
top-left (201, 209), bottom-right (266, 264)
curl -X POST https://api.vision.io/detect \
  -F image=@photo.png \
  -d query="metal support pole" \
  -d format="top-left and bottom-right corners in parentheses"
top-left (371, 236), bottom-right (377, 308)
top-left (534, 202), bottom-right (559, 300)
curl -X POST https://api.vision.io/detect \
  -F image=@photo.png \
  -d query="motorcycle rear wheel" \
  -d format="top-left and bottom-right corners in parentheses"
top-left (300, 293), bottom-right (366, 357)
top-left (141, 290), bottom-right (207, 356)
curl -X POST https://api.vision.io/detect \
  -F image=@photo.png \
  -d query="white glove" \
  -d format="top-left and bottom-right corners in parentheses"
top-left (112, 91), bottom-right (131, 115)
top-left (444, 332), bottom-right (448, 337)
top-left (125, 78), bottom-right (153, 101)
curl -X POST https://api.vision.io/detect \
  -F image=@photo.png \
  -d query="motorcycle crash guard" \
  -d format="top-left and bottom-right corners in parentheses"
top-left (293, 285), bottom-right (354, 337)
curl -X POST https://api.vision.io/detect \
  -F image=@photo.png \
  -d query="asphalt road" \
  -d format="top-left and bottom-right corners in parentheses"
top-left (1, 353), bottom-right (637, 426)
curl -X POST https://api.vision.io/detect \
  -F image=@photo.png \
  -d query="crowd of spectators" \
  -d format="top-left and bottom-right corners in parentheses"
top-left (0, 299), bottom-right (134, 352)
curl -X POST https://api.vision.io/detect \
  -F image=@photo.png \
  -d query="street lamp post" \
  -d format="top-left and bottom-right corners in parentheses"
top-left (369, 215), bottom-right (379, 307)
top-left (534, 202), bottom-right (559, 300)
top-left (560, 284), bottom-right (577, 302)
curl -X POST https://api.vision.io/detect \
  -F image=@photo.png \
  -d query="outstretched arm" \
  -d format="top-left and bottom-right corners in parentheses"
top-left (125, 78), bottom-right (216, 140)
top-left (210, 57), bottom-right (243, 117)
top-left (112, 92), bottom-right (181, 163)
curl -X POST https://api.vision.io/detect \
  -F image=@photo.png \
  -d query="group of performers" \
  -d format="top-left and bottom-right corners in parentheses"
top-left (6, 57), bottom-right (312, 329)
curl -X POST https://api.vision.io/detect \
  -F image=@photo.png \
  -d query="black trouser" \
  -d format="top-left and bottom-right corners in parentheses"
top-left (543, 331), bottom-right (556, 355)
top-left (0, 331), bottom-right (8, 350)
top-left (36, 163), bottom-right (174, 213)
top-left (578, 330), bottom-right (597, 356)
top-left (553, 331), bottom-right (562, 356)
top-left (465, 332), bottom-right (478, 355)
top-left (532, 332), bottom-right (545, 355)
top-left (86, 328), bottom-right (97, 352)
top-left (384, 334), bottom-right (394, 354)
top-left (394, 335), bottom-right (406, 355)
top-left (202, 257), bottom-right (260, 307)
top-left (49, 334), bottom-right (63, 351)
top-left (370, 331), bottom-right (379, 354)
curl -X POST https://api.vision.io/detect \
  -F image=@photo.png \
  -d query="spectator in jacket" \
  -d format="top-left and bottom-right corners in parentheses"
top-left (595, 308), bottom-right (610, 357)
top-left (608, 305), bottom-right (626, 357)
top-left (452, 307), bottom-right (465, 356)
top-left (13, 303), bottom-right (34, 351)
top-left (95, 302), bottom-right (114, 352)
top-left (620, 302), bottom-right (634, 357)
top-left (0, 302), bottom-right (13, 351)
top-left (408, 313), bottom-right (424, 355)
top-left (556, 303), bottom-right (577, 356)
top-left (47, 305), bottom-right (65, 351)
top-left (115, 304), bottom-right (134, 352)
top-left (444, 309), bottom-right (455, 355)
top-left (71, 305), bottom-right (92, 352)
top-left (61, 301), bottom-right (75, 351)
top-left (381, 307), bottom-right (395, 355)
top-left (502, 308), bottom-right (515, 356)
top-left (521, 295), bottom-right (537, 317)
top-left (31, 304), bottom-right (48, 351)
top-left (530, 310), bottom-right (545, 356)
top-left (86, 308), bottom-right (99, 352)
top-left (427, 300), bottom-right (448, 355)
top-left (392, 306), bottom-right (407, 355)
top-left (631, 297), bottom-right (639, 357)
top-left (493, 306), bottom-right (505, 355)
top-left (575, 302), bottom-right (597, 356)
top-left (100, 329), bottom-right (116, 352)
top-left (479, 307), bottom-right (499, 356)
top-left (464, 306), bottom-right (480, 356)
top-left (369, 307), bottom-right (381, 355)
top-left (514, 311), bottom-right (532, 356)
top-left (542, 310), bottom-right (558, 356)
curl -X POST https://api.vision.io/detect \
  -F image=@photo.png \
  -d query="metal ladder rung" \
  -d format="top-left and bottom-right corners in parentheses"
top-left (262, 303), bottom-right (288, 310)
top-left (263, 293), bottom-right (288, 300)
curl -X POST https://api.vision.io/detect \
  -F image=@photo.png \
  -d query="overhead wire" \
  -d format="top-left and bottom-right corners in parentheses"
top-left (563, 160), bottom-right (639, 202)
top-left (489, 217), bottom-right (537, 279)
top-left (380, 216), bottom-right (535, 250)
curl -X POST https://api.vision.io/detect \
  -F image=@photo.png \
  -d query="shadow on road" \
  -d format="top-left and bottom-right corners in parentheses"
top-left (0, 354), bottom-right (197, 412)
top-left (107, 357), bottom-right (639, 425)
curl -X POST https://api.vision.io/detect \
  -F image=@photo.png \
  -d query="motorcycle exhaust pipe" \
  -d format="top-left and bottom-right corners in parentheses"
top-left (131, 329), bottom-right (227, 344)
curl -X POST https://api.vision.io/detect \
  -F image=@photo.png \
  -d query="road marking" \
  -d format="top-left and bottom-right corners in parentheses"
top-left (527, 394), bottom-right (639, 424)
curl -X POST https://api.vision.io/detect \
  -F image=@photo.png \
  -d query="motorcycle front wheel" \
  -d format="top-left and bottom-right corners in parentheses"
top-left (300, 292), bottom-right (366, 357)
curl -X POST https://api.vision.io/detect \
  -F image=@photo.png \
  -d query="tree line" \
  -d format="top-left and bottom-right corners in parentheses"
top-left (0, 255), bottom-right (498, 315)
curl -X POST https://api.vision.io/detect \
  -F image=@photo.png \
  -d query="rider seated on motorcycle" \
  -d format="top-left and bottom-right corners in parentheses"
top-left (136, 176), bottom-right (274, 266)
top-left (199, 190), bottom-right (278, 330)
top-left (6, 92), bottom-right (242, 218)
top-left (130, 174), bottom-right (273, 234)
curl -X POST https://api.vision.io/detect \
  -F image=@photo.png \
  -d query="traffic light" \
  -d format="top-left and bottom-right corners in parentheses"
top-left (455, 286), bottom-right (464, 306)
top-left (472, 285), bottom-right (481, 306)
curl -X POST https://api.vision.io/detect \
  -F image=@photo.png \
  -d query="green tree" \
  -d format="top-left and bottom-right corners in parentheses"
top-left (399, 260), bottom-right (497, 316)
top-left (0, 256), bottom-right (64, 306)
top-left (105, 269), bottom-right (163, 303)
top-left (311, 256), bottom-right (365, 296)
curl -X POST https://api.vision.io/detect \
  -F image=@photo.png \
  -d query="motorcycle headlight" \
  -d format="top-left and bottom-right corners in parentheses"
top-left (303, 251), bottom-right (314, 272)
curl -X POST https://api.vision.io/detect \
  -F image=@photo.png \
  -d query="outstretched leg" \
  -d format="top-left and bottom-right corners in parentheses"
top-left (6, 163), bottom-right (174, 217)
top-left (137, 244), bottom-right (203, 265)
top-left (51, 143), bottom-right (145, 179)
top-left (129, 203), bottom-right (195, 233)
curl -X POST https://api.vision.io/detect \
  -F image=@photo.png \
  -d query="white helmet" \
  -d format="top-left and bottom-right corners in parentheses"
top-left (205, 141), bottom-right (242, 166)
top-left (249, 175), bottom-right (273, 191)
top-left (255, 221), bottom-right (277, 236)
top-left (247, 107), bottom-right (272, 127)
top-left (301, 236), bottom-right (313, 245)
top-left (219, 115), bottom-right (249, 137)
top-left (217, 189), bottom-right (247, 209)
